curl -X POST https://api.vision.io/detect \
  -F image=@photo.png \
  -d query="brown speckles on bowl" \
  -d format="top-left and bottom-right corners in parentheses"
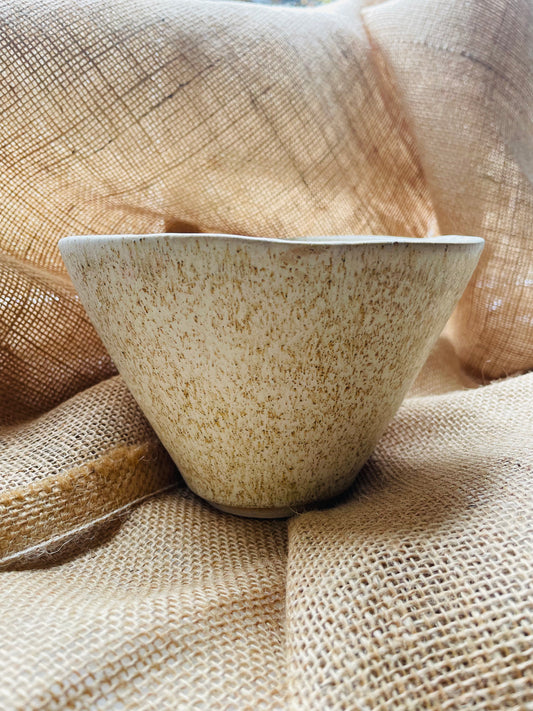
top-left (59, 233), bottom-right (483, 517)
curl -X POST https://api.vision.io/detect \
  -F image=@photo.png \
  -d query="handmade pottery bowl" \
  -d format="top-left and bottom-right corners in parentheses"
top-left (59, 233), bottom-right (483, 518)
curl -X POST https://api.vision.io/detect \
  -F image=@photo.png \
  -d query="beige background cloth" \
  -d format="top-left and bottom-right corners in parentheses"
top-left (0, 0), bottom-right (532, 708)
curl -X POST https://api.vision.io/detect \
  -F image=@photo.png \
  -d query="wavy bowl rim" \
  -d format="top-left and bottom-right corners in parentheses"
top-left (59, 233), bottom-right (484, 250)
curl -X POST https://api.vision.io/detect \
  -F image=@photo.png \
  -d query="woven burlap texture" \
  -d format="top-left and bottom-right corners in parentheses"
top-left (0, 0), bottom-right (531, 709)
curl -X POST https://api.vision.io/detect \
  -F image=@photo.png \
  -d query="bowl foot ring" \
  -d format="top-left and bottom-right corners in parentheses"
top-left (207, 501), bottom-right (302, 519)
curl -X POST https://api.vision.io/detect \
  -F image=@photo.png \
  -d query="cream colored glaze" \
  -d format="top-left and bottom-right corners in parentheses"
top-left (59, 234), bottom-right (483, 517)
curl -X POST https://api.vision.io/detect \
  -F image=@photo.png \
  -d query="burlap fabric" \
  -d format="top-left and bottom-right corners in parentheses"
top-left (0, 0), bottom-right (531, 708)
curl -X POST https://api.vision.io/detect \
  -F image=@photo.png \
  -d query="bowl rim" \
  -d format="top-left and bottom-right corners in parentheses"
top-left (59, 233), bottom-right (484, 249)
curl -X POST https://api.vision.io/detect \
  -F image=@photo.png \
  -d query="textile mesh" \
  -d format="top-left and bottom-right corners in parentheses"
top-left (0, 0), bottom-right (531, 708)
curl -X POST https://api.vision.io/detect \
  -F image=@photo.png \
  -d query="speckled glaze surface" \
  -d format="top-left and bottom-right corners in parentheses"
top-left (59, 234), bottom-right (483, 517)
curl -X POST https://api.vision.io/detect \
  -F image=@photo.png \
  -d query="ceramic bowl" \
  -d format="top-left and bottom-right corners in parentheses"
top-left (59, 233), bottom-right (483, 518)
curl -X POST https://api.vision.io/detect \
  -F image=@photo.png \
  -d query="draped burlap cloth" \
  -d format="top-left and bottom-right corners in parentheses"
top-left (1, 0), bottom-right (532, 708)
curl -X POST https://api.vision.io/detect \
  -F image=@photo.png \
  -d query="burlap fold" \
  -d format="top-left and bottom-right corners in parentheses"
top-left (0, 0), bottom-right (531, 708)
top-left (0, 376), bottom-right (177, 566)
top-left (363, 0), bottom-right (533, 381)
top-left (287, 368), bottom-right (533, 710)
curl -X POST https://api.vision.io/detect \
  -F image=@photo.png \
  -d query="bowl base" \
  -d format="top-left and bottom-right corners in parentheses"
top-left (208, 501), bottom-right (303, 519)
